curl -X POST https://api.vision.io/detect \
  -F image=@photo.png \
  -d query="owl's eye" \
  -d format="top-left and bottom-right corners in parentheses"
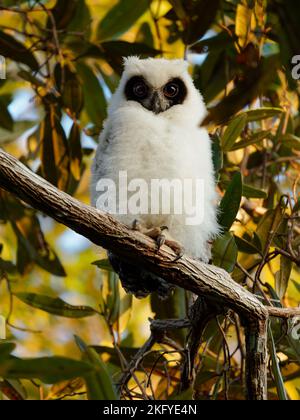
top-left (163, 82), bottom-right (180, 98)
top-left (133, 82), bottom-right (148, 98)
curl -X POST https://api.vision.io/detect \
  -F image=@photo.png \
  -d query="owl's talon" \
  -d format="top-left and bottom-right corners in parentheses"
top-left (173, 249), bottom-right (185, 262)
top-left (131, 221), bottom-right (184, 259)
top-left (156, 234), bottom-right (166, 251)
top-left (132, 219), bottom-right (141, 231)
top-left (164, 239), bottom-right (185, 261)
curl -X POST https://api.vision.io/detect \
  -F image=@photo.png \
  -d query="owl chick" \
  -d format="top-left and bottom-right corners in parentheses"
top-left (91, 57), bottom-right (219, 299)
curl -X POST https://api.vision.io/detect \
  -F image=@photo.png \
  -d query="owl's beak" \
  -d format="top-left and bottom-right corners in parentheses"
top-left (151, 91), bottom-right (164, 114)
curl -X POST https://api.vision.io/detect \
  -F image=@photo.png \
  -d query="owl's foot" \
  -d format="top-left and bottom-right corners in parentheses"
top-left (132, 220), bottom-right (184, 261)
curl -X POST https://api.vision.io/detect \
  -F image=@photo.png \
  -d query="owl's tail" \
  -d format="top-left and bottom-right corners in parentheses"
top-left (108, 251), bottom-right (174, 300)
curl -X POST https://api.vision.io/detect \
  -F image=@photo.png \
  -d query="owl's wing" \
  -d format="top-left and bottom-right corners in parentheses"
top-left (92, 124), bottom-right (112, 177)
top-left (90, 123), bottom-right (113, 206)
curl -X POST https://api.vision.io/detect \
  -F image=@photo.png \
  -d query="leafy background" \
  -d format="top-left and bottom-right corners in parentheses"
top-left (0, 0), bottom-right (299, 400)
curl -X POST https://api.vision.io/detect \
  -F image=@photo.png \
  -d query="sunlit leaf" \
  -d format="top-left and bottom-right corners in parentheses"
top-left (40, 107), bottom-right (70, 191)
top-left (236, 3), bottom-right (253, 48)
top-left (229, 130), bottom-right (271, 151)
top-left (256, 204), bottom-right (285, 250)
top-left (275, 256), bottom-right (293, 300)
top-left (69, 123), bottom-right (82, 181)
top-left (244, 107), bottom-right (283, 122)
top-left (222, 113), bottom-right (247, 151)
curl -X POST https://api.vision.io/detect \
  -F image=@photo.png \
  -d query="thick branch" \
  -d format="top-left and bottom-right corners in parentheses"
top-left (0, 148), bottom-right (298, 400)
top-left (0, 149), bottom-right (267, 321)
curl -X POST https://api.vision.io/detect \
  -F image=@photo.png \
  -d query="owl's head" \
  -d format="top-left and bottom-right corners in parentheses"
top-left (109, 57), bottom-right (207, 124)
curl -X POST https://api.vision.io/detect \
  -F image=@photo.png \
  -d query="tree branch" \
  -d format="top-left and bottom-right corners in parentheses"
top-left (0, 148), bottom-right (298, 400)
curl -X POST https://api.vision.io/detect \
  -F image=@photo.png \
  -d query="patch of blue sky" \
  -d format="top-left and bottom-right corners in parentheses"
top-left (57, 229), bottom-right (91, 255)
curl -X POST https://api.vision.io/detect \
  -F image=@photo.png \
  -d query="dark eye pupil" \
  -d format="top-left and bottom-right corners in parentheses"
top-left (164, 83), bottom-right (179, 98)
top-left (133, 83), bottom-right (147, 97)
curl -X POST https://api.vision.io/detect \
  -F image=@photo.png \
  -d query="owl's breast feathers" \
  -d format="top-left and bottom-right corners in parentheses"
top-left (91, 57), bottom-right (219, 299)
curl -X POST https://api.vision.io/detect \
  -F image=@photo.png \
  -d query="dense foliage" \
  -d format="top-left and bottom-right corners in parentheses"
top-left (0, 0), bottom-right (299, 400)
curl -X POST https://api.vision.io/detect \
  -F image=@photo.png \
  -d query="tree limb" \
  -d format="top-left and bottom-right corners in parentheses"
top-left (0, 148), bottom-right (298, 400)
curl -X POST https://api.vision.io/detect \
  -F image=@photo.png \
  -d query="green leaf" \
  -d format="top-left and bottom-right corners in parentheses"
top-left (204, 55), bottom-right (281, 125)
top-left (211, 133), bottom-right (223, 182)
top-left (182, 0), bottom-right (221, 45)
top-left (275, 256), bottom-right (293, 300)
top-left (97, 0), bottom-right (149, 41)
top-left (218, 172), bottom-right (242, 231)
top-left (92, 259), bottom-right (113, 272)
top-left (101, 41), bottom-right (160, 74)
top-left (244, 107), bottom-right (283, 122)
top-left (77, 63), bottom-right (106, 126)
top-left (15, 293), bottom-right (96, 318)
top-left (281, 134), bottom-right (300, 150)
top-left (256, 204), bottom-right (285, 250)
top-left (0, 342), bottom-right (16, 359)
top-left (292, 280), bottom-right (300, 294)
top-left (0, 356), bottom-right (93, 384)
top-left (47, 0), bottom-right (78, 30)
top-left (190, 31), bottom-right (235, 55)
top-left (0, 257), bottom-right (17, 274)
top-left (0, 96), bottom-right (13, 131)
top-left (75, 336), bottom-right (118, 400)
top-left (66, 0), bottom-right (91, 34)
top-left (106, 272), bottom-right (120, 324)
top-left (229, 130), bottom-right (271, 151)
top-left (0, 30), bottom-right (39, 71)
top-left (135, 22), bottom-right (154, 47)
top-left (10, 210), bottom-right (66, 277)
top-left (222, 114), bottom-right (247, 152)
top-left (268, 326), bottom-right (288, 400)
top-left (212, 232), bottom-right (238, 273)
top-left (234, 235), bottom-right (261, 255)
top-left (242, 184), bottom-right (267, 199)
top-left (168, 0), bottom-right (187, 19)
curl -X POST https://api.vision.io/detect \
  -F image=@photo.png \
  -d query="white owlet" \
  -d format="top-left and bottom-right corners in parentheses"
top-left (91, 57), bottom-right (219, 299)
